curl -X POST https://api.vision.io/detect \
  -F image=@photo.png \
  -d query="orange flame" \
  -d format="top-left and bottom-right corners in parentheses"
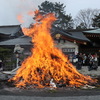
top-left (27, 10), bottom-right (35, 16)
top-left (11, 11), bottom-right (97, 88)
top-left (17, 14), bottom-right (24, 23)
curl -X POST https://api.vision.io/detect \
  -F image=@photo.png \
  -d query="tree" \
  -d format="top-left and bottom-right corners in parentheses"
top-left (74, 8), bottom-right (100, 29)
top-left (76, 23), bottom-right (87, 29)
top-left (92, 13), bottom-right (100, 28)
top-left (36, 1), bottom-right (73, 30)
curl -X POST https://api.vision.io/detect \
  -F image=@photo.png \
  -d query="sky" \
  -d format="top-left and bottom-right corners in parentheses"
top-left (0, 0), bottom-right (100, 27)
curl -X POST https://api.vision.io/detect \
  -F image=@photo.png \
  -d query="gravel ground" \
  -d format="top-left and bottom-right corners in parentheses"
top-left (0, 66), bottom-right (100, 97)
top-left (78, 66), bottom-right (100, 77)
top-left (0, 85), bottom-right (100, 97)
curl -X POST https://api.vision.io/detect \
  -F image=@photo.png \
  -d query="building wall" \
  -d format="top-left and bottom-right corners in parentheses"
top-left (55, 40), bottom-right (79, 55)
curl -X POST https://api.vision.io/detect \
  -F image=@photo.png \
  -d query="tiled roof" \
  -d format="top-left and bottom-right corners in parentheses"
top-left (0, 35), bottom-right (32, 45)
top-left (83, 28), bottom-right (100, 34)
top-left (52, 27), bottom-right (90, 42)
top-left (69, 32), bottom-right (90, 41)
top-left (0, 26), bottom-right (92, 46)
top-left (0, 25), bottom-right (22, 36)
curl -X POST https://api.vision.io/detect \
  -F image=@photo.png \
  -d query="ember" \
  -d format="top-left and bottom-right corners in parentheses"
top-left (9, 11), bottom-right (97, 88)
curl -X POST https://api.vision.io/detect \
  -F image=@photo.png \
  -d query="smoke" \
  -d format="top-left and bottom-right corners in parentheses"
top-left (1, 0), bottom-right (99, 27)
top-left (0, 0), bottom-right (67, 27)
top-left (0, 0), bottom-right (39, 27)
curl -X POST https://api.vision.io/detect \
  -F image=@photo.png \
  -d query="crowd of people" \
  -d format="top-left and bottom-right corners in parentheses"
top-left (0, 51), bottom-right (99, 72)
top-left (71, 53), bottom-right (99, 71)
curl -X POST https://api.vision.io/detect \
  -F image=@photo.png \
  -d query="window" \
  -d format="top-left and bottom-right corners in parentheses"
top-left (62, 48), bottom-right (75, 54)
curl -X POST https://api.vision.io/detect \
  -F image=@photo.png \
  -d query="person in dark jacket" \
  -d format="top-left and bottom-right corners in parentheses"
top-left (0, 60), bottom-right (3, 71)
top-left (76, 53), bottom-right (83, 70)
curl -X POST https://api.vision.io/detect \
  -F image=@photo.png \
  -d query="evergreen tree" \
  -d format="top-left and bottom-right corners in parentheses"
top-left (92, 13), bottom-right (100, 28)
top-left (76, 23), bottom-right (87, 29)
top-left (36, 1), bottom-right (73, 30)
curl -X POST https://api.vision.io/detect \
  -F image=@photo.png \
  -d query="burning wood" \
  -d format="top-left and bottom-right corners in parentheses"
top-left (9, 11), bottom-right (97, 88)
top-left (81, 84), bottom-right (96, 89)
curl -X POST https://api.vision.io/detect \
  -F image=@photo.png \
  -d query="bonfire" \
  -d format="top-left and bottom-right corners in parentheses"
top-left (10, 11), bottom-right (97, 88)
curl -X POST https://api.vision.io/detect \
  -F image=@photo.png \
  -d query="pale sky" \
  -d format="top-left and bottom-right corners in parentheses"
top-left (0, 0), bottom-right (100, 27)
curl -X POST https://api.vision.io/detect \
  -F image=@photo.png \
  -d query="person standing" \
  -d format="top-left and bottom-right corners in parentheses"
top-left (0, 59), bottom-right (3, 71)
top-left (88, 54), bottom-right (94, 71)
top-left (82, 53), bottom-right (87, 66)
top-left (76, 53), bottom-right (83, 70)
top-left (92, 53), bottom-right (98, 70)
